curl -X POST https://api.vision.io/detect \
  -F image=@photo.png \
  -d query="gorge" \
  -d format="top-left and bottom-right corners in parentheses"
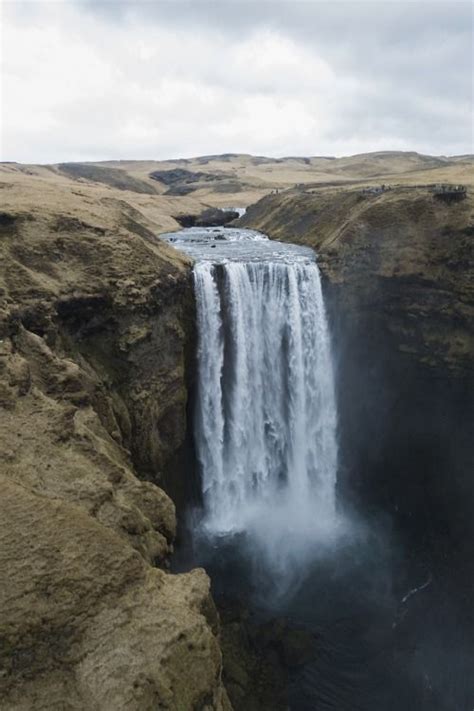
top-left (162, 218), bottom-right (473, 710)
top-left (0, 155), bottom-right (472, 710)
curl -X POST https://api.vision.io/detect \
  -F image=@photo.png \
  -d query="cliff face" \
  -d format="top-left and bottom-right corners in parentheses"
top-left (241, 188), bottom-right (474, 557)
top-left (241, 188), bottom-right (473, 375)
top-left (0, 191), bottom-right (230, 708)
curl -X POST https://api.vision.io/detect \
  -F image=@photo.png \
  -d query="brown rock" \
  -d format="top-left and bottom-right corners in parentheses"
top-left (0, 177), bottom-right (231, 709)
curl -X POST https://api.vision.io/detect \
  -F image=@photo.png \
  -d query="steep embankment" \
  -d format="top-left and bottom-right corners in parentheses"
top-left (0, 180), bottom-right (230, 708)
top-left (241, 188), bottom-right (474, 558)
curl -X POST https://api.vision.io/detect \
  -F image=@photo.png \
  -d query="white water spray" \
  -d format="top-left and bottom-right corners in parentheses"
top-left (162, 226), bottom-right (341, 578)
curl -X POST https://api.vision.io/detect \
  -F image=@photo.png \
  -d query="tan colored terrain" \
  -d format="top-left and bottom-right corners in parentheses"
top-left (3, 150), bottom-right (472, 229)
top-left (98, 150), bottom-right (474, 196)
top-left (0, 170), bottom-right (231, 709)
top-left (0, 150), bottom-right (472, 710)
top-left (0, 162), bottom-right (204, 233)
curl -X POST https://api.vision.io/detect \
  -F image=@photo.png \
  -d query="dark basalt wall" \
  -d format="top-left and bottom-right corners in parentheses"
top-left (240, 187), bottom-right (474, 559)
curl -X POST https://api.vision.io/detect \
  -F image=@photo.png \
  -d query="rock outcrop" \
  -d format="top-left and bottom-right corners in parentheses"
top-left (174, 209), bottom-right (239, 228)
top-left (0, 185), bottom-right (230, 708)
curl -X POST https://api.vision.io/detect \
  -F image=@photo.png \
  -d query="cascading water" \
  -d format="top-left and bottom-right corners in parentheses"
top-left (162, 225), bottom-right (341, 578)
top-left (194, 260), bottom-right (337, 530)
top-left (162, 224), bottom-right (470, 710)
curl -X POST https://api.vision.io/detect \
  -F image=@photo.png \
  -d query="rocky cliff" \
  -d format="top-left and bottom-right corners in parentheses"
top-left (241, 187), bottom-right (474, 560)
top-left (241, 187), bottom-right (473, 375)
top-left (0, 182), bottom-right (230, 709)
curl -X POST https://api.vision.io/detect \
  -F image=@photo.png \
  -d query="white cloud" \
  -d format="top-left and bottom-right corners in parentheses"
top-left (1, 0), bottom-right (472, 162)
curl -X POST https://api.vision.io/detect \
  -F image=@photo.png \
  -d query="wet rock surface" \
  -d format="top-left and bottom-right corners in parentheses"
top-left (240, 187), bottom-right (474, 539)
top-left (241, 186), bottom-right (474, 708)
top-left (218, 600), bottom-right (315, 711)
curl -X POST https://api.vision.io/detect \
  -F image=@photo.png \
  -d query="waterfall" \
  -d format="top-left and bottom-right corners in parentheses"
top-left (193, 258), bottom-right (339, 571)
top-left (159, 223), bottom-right (341, 579)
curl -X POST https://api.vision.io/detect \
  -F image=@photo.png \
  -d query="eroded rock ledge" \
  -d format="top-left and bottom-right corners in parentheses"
top-left (0, 199), bottom-right (230, 709)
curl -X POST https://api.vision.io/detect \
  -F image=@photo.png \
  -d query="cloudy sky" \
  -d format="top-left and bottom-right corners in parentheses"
top-left (1, 0), bottom-right (472, 162)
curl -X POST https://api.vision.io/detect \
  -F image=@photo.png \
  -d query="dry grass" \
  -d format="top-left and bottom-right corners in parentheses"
top-left (103, 151), bottom-right (474, 189)
top-left (2, 152), bottom-right (472, 239)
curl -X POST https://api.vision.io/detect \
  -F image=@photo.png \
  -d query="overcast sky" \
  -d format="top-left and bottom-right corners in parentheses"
top-left (1, 0), bottom-right (472, 163)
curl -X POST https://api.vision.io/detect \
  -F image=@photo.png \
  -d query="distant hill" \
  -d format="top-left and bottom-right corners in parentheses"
top-left (85, 151), bottom-right (473, 200)
top-left (3, 152), bottom-right (472, 219)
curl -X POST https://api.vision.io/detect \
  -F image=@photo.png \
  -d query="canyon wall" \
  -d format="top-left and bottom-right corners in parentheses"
top-left (241, 188), bottom-right (474, 561)
top-left (0, 191), bottom-right (230, 709)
